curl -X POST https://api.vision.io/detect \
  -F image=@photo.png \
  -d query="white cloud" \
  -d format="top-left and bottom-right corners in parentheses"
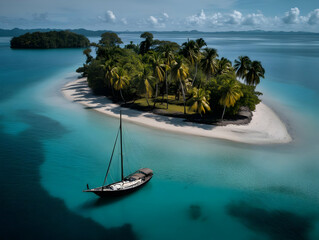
top-left (187, 10), bottom-right (267, 27)
top-left (186, 9), bottom-right (207, 26)
top-left (102, 7), bottom-right (318, 31)
top-left (227, 10), bottom-right (242, 24)
top-left (147, 14), bottom-right (169, 28)
top-left (98, 10), bottom-right (116, 23)
top-left (208, 13), bottom-right (224, 25)
top-left (242, 13), bottom-right (266, 25)
top-left (106, 10), bottom-right (116, 22)
top-left (149, 16), bottom-right (158, 25)
top-left (185, 7), bottom-right (319, 30)
top-left (282, 7), bottom-right (301, 24)
top-left (281, 7), bottom-right (319, 26)
top-left (308, 9), bottom-right (319, 25)
top-left (163, 13), bottom-right (169, 19)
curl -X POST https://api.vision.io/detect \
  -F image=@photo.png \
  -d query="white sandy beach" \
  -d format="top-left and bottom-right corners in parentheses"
top-left (61, 77), bottom-right (292, 144)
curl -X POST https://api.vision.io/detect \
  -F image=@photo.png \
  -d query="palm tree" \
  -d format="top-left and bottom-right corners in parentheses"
top-left (192, 38), bottom-right (207, 86)
top-left (101, 60), bottom-right (116, 96)
top-left (194, 38), bottom-right (206, 65)
top-left (181, 40), bottom-right (198, 85)
top-left (201, 48), bottom-right (219, 82)
top-left (181, 39), bottom-right (206, 86)
top-left (136, 66), bottom-right (154, 106)
top-left (162, 45), bottom-right (175, 109)
top-left (171, 57), bottom-right (189, 114)
top-left (187, 87), bottom-right (211, 116)
top-left (181, 40), bottom-right (197, 63)
top-left (195, 38), bottom-right (207, 49)
top-left (234, 56), bottom-right (251, 79)
top-left (150, 52), bottom-right (165, 108)
top-left (216, 57), bottom-right (232, 76)
top-left (112, 67), bottom-right (129, 103)
top-left (219, 78), bottom-right (243, 120)
top-left (246, 61), bottom-right (265, 86)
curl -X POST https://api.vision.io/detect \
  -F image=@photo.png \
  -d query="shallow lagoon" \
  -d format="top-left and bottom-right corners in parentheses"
top-left (1, 32), bottom-right (319, 239)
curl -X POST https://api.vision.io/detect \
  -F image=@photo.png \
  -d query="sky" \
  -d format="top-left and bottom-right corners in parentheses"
top-left (0, 0), bottom-right (318, 32)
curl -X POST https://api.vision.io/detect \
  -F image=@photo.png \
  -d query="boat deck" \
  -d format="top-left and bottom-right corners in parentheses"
top-left (84, 168), bottom-right (153, 196)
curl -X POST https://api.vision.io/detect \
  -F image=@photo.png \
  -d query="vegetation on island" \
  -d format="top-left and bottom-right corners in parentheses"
top-left (10, 31), bottom-right (90, 49)
top-left (77, 32), bottom-right (265, 122)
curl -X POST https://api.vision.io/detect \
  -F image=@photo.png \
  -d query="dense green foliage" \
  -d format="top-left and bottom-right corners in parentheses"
top-left (10, 31), bottom-right (90, 49)
top-left (99, 32), bottom-right (123, 47)
top-left (77, 31), bottom-right (265, 120)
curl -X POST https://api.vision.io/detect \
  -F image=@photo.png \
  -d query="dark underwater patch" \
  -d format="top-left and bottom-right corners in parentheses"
top-left (226, 201), bottom-right (314, 240)
top-left (17, 110), bottom-right (68, 139)
top-left (189, 204), bottom-right (202, 220)
top-left (0, 111), bottom-right (137, 240)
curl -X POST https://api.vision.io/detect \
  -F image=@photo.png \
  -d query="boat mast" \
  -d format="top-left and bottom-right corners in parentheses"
top-left (103, 128), bottom-right (120, 186)
top-left (120, 110), bottom-right (124, 181)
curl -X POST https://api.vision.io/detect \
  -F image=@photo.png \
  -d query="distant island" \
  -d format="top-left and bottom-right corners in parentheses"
top-left (10, 31), bottom-right (90, 49)
top-left (76, 32), bottom-right (265, 124)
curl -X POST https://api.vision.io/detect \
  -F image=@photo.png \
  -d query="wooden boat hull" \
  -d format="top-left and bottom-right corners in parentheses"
top-left (84, 174), bottom-right (152, 197)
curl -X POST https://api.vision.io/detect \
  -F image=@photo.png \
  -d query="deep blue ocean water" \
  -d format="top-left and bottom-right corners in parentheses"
top-left (1, 32), bottom-right (319, 240)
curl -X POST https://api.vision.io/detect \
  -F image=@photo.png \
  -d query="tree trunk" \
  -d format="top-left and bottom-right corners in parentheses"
top-left (111, 86), bottom-right (115, 98)
top-left (120, 89), bottom-right (126, 104)
top-left (146, 89), bottom-right (150, 107)
top-left (153, 83), bottom-right (158, 108)
top-left (176, 88), bottom-right (180, 101)
top-left (161, 83), bottom-right (165, 101)
top-left (179, 79), bottom-right (186, 115)
top-left (206, 72), bottom-right (210, 83)
top-left (221, 104), bottom-right (226, 120)
top-left (192, 61), bottom-right (198, 86)
top-left (166, 71), bottom-right (169, 109)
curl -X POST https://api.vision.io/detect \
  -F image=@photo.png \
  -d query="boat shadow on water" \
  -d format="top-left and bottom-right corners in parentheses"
top-left (80, 193), bottom-right (133, 209)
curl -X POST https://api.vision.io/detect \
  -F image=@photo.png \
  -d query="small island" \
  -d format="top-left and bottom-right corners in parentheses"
top-left (66, 31), bottom-right (291, 144)
top-left (10, 31), bottom-right (90, 49)
top-left (77, 32), bottom-right (263, 124)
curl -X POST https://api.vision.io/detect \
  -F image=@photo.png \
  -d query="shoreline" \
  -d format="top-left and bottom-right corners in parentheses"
top-left (61, 77), bottom-right (292, 145)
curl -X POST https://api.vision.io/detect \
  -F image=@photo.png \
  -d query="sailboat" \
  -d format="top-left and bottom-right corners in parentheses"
top-left (83, 111), bottom-right (153, 197)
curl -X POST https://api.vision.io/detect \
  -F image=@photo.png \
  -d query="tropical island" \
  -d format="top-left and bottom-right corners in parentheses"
top-left (63, 31), bottom-right (291, 144)
top-left (10, 31), bottom-right (90, 49)
top-left (77, 32), bottom-right (263, 123)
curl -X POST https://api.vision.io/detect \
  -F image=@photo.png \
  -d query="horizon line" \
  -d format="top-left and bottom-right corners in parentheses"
top-left (1, 28), bottom-right (319, 35)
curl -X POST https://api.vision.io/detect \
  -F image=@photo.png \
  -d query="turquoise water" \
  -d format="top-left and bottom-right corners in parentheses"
top-left (1, 33), bottom-right (319, 240)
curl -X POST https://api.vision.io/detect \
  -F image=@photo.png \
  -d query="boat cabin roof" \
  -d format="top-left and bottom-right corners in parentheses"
top-left (139, 168), bottom-right (153, 175)
top-left (129, 173), bottom-right (145, 180)
top-left (126, 168), bottom-right (153, 181)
